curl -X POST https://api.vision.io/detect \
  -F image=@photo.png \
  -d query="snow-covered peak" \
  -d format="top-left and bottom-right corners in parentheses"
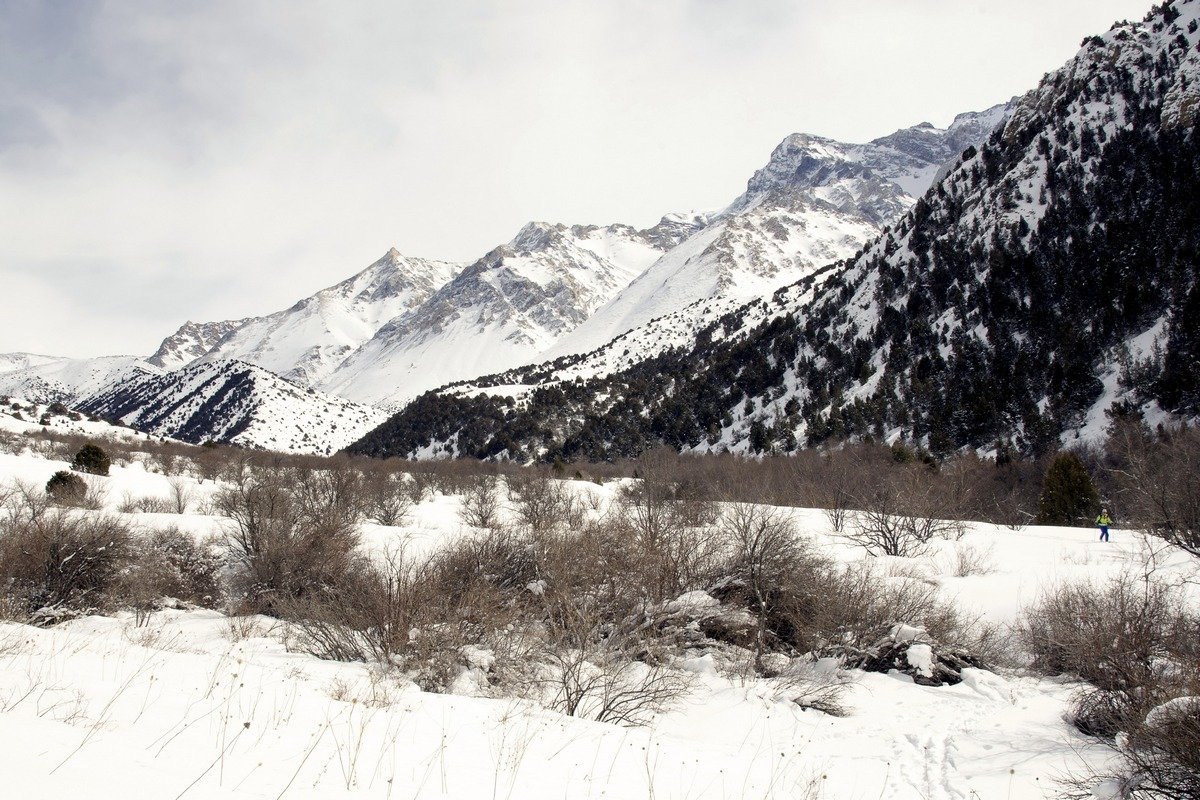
top-left (741, 103), bottom-right (1014, 215)
top-left (147, 319), bottom-right (249, 370)
top-left (180, 248), bottom-right (462, 387)
top-left (321, 220), bottom-right (675, 407)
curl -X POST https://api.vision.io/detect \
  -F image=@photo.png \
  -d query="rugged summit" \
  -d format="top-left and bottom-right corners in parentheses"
top-left (320, 220), bottom-right (678, 407)
top-left (543, 104), bottom-right (1012, 362)
top-left (348, 1), bottom-right (1200, 462)
top-left (184, 248), bottom-right (462, 387)
top-left (148, 320), bottom-right (248, 370)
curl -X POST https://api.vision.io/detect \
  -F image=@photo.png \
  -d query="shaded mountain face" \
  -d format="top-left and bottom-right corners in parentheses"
top-left (78, 359), bottom-right (384, 455)
top-left (348, 0), bottom-right (1200, 462)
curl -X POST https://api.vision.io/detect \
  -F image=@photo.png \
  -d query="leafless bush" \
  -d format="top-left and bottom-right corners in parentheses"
top-left (0, 510), bottom-right (136, 619)
top-left (3, 480), bottom-right (51, 524)
top-left (283, 553), bottom-right (431, 664)
top-left (1018, 573), bottom-right (1198, 741)
top-left (361, 470), bottom-right (413, 526)
top-left (1106, 421), bottom-right (1200, 556)
top-left (532, 624), bottom-right (691, 726)
top-left (116, 528), bottom-right (224, 618)
top-left (716, 504), bottom-right (810, 668)
top-left (168, 478), bottom-right (194, 514)
top-left (1039, 575), bottom-right (1200, 800)
top-left (402, 468), bottom-right (437, 504)
top-left (768, 662), bottom-right (851, 716)
top-left (794, 561), bottom-right (1002, 663)
top-left (118, 493), bottom-right (173, 514)
top-left (948, 543), bottom-right (996, 577)
top-left (1017, 574), bottom-right (1193, 689)
top-left (460, 475), bottom-right (502, 528)
top-left (840, 469), bottom-right (965, 557)
top-left (507, 473), bottom-right (571, 532)
top-left (216, 467), bottom-right (362, 615)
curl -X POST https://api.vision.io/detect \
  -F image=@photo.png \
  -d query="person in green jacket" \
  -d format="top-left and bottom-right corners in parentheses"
top-left (1096, 508), bottom-right (1112, 542)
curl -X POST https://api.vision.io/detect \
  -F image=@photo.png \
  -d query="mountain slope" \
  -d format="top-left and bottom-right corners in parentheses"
top-left (79, 359), bottom-right (384, 455)
top-left (348, 0), bottom-right (1200, 462)
top-left (147, 320), bottom-right (249, 370)
top-left (177, 249), bottom-right (462, 388)
top-left (320, 220), bottom-right (688, 407)
top-left (543, 106), bottom-right (1012, 362)
top-left (0, 356), bottom-right (163, 407)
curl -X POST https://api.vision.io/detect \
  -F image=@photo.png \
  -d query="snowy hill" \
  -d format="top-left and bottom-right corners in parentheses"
top-left (0, 355), bottom-right (163, 407)
top-left (0, 352), bottom-right (65, 375)
top-left (350, 1), bottom-right (1200, 461)
top-left (77, 358), bottom-right (385, 455)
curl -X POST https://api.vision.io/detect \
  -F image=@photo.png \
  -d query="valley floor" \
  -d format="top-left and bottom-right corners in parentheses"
top-left (0, 444), bottom-right (1196, 800)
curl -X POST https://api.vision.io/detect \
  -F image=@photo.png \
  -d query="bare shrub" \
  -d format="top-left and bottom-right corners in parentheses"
top-left (118, 493), bottom-right (172, 514)
top-left (1107, 421), bottom-right (1200, 556)
top-left (0, 511), bottom-right (136, 619)
top-left (283, 553), bottom-right (431, 664)
top-left (793, 561), bottom-right (1002, 664)
top-left (460, 475), bottom-right (502, 528)
top-left (507, 473), bottom-right (570, 532)
top-left (116, 528), bottom-right (224, 617)
top-left (1033, 574), bottom-right (1200, 800)
top-left (716, 504), bottom-right (810, 669)
top-left (193, 445), bottom-right (229, 483)
top-left (216, 467), bottom-right (362, 615)
top-left (168, 478), bottom-right (194, 514)
top-left (840, 469), bottom-right (965, 557)
top-left (3, 480), bottom-right (50, 524)
top-left (767, 662), bottom-right (851, 716)
top-left (1017, 575), bottom-right (1192, 689)
top-left (1018, 574), bottom-right (1197, 739)
top-left (361, 470), bottom-right (413, 526)
top-left (402, 468), bottom-right (437, 504)
top-left (948, 543), bottom-right (996, 577)
top-left (533, 623), bottom-right (691, 725)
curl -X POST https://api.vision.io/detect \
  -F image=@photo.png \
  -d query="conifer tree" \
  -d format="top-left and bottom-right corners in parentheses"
top-left (1036, 452), bottom-right (1100, 525)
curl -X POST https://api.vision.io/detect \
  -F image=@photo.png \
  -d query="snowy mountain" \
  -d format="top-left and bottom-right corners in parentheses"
top-left (78, 359), bottom-right (385, 455)
top-left (350, 1), bottom-right (1200, 461)
top-left (0, 352), bottom-right (65, 375)
top-left (541, 104), bottom-right (1012, 364)
top-left (320, 220), bottom-right (685, 407)
top-left (147, 319), bottom-right (249, 370)
top-left (156, 248), bottom-right (461, 387)
top-left (0, 355), bottom-right (163, 407)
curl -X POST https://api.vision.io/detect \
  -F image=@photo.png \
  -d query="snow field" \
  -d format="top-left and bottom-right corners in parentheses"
top-left (0, 443), bottom-right (1196, 799)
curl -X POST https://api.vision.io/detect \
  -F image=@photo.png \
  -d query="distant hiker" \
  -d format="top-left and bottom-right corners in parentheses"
top-left (1096, 508), bottom-right (1112, 542)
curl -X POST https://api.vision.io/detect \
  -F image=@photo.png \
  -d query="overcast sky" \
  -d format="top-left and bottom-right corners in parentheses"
top-left (0, 0), bottom-right (1153, 358)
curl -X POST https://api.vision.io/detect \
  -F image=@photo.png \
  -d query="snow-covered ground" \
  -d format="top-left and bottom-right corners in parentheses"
top-left (0, 441), bottom-right (1196, 800)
